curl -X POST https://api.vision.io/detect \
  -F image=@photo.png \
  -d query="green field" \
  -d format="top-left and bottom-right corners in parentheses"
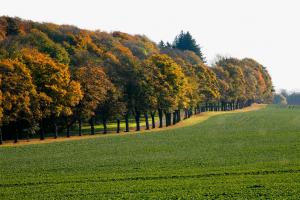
top-left (0, 105), bottom-right (300, 199)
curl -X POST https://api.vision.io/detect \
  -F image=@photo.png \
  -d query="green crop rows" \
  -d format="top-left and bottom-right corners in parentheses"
top-left (0, 105), bottom-right (300, 199)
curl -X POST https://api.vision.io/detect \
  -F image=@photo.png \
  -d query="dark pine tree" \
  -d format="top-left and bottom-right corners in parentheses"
top-left (158, 40), bottom-right (165, 48)
top-left (173, 31), bottom-right (205, 62)
top-left (6, 17), bottom-right (20, 36)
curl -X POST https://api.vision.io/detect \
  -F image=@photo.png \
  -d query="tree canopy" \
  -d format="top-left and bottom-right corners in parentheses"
top-left (0, 16), bottom-right (274, 143)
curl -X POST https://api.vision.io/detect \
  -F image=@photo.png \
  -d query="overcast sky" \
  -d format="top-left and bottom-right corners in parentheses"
top-left (1, 0), bottom-right (299, 92)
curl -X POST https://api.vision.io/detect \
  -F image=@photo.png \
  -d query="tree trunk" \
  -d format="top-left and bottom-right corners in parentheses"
top-left (164, 111), bottom-right (169, 127)
top-left (176, 110), bottom-right (181, 122)
top-left (173, 111), bottom-right (177, 125)
top-left (144, 113), bottom-right (150, 130)
top-left (54, 121), bottom-right (58, 139)
top-left (158, 109), bottom-right (163, 128)
top-left (150, 112), bottom-right (155, 129)
top-left (40, 120), bottom-right (45, 140)
top-left (125, 113), bottom-right (129, 132)
top-left (66, 124), bottom-right (70, 137)
top-left (89, 117), bottom-right (95, 135)
top-left (0, 127), bottom-right (2, 145)
top-left (52, 116), bottom-right (58, 139)
top-left (165, 112), bottom-right (172, 126)
top-left (78, 118), bottom-right (82, 136)
top-left (135, 112), bottom-right (140, 131)
top-left (65, 117), bottom-right (71, 137)
top-left (117, 119), bottom-right (121, 133)
top-left (14, 131), bottom-right (18, 143)
top-left (103, 118), bottom-right (107, 134)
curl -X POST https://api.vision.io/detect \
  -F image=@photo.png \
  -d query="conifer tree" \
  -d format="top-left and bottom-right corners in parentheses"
top-left (173, 31), bottom-right (205, 62)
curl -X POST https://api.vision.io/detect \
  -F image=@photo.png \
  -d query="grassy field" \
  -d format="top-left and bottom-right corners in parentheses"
top-left (0, 105), bottom-right (300, 199)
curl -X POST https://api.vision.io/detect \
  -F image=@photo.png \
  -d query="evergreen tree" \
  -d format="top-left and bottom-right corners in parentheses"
top-left (6, 17), bottom-right (20, 36)
top-left (173, 31), bottom-right (205, 62)
top-left (158, 40), bottom-right (165, 48)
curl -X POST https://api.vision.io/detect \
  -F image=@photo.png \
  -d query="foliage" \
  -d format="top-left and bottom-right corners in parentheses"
top-left (20, 48), bottom-right (82, 118)
top-left (143, 54), bottom-right (187, 111)
top-left (0, 16), bottom-right (274, 140)
top-left (73, 66), bottom-right (113, 119)
top-left (0, 59), bottom-right (38, 127)
top-left (173, 31), bottom-right (205, 62)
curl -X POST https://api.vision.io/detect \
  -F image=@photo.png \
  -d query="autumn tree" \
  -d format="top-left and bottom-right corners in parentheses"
top-left (73, 66), bottom-right (113, 135)
top-left (112, 32), bottom-right (159, 60)
top-left (20, 48), bottom-right (82, 139)
top-left (0, 74), bottom-right (3, 144)
top-left (215, 57), bottom-right (247, 109)
top-left (21, 29), bottom-right (70, 64)
top-left (161, 47), bottom-right (218, 114)
top-left (96, 86), bottom-right (126, 133)
top-left (212, 66), bottom-right (231, 110)
top-left (0, 16), bottom-right (275, 142)
top-left (194, 63), bottom-right (220, 111)
top-left (0, 59), bottom-right (39, 143)
top-left (143, 54), bottom-right (187, 127)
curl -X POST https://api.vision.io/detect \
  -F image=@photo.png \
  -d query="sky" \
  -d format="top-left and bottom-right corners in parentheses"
top-left (1, 0), bottom-right (300, 92)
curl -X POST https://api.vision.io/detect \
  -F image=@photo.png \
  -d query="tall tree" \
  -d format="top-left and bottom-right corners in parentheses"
top-left (173, 31), bottom-right (205, 62)
top-left (0, 73), bottom-right (3, 144)
top-left (143, 54), bottom-right (187, 127)
top-left (5, 17), bottom-right (21, 36)
top-left (0, 59), bottom-right (39, 143)
top-left (73, 66), bottom-right (113, 135)
top-left (96, 86), bottom-right (126, 133)
top-left (20, 48), bottom-right (82, 139)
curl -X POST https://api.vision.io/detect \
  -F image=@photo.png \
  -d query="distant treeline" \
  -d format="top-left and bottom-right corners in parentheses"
top-left (0, 17), bottom-right (273, 144)
top-left (274, 91), bottom-right (300, 105)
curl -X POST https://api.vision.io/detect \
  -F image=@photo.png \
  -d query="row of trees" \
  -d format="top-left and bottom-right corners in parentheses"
top-left (0, 17), bottom-right (274, 144)
top-left (274, 90), bottom-right (300, 105)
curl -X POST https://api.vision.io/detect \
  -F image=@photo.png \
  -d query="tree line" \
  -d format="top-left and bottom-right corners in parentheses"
top-left (274, 90), bottom-right (300, 105)
top-left (0, 17), bottom-right (274, 144)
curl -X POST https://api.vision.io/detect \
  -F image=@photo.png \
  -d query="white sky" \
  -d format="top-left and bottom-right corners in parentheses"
top-left (1, 0), bottom-right (300, 92)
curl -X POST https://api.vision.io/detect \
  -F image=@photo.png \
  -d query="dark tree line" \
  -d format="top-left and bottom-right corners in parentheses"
top-left (0, 17), bottom-right (274, 144)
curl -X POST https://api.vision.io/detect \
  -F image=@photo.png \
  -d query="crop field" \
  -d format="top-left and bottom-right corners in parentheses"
top-left (0, 105), bottom-right (300, 199)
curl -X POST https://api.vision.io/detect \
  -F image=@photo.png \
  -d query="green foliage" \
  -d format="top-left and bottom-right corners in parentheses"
top-left (0, 106), bottom-right (300, 199)
top-left (21, 29), bottom-right (70, 64)
top-left (113, 32), bottom-right (159, 60)
top-left (173, 31), bottom-right (205, 62)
